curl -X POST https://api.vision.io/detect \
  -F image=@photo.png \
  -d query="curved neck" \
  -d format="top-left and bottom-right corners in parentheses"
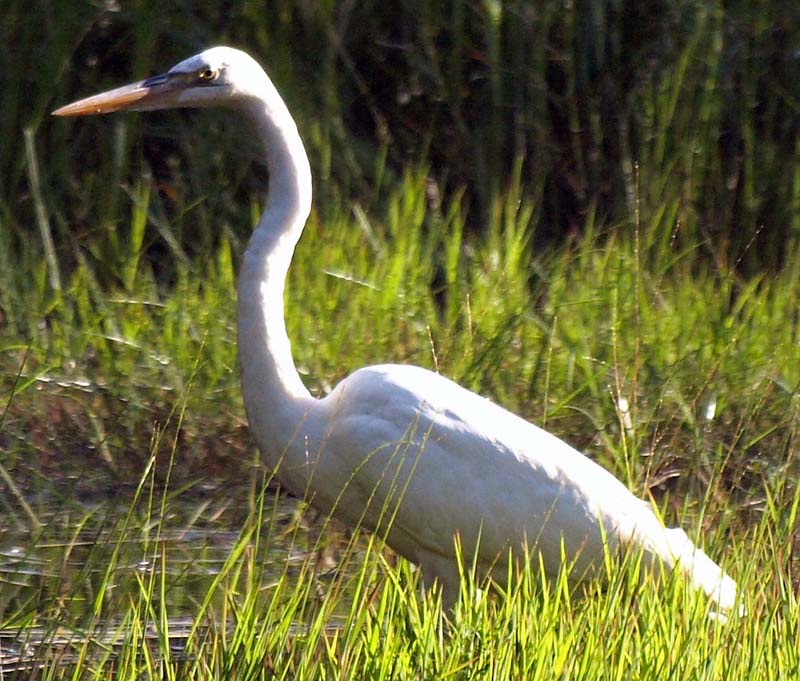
top-left (237, 85), bottom-right (314, 445)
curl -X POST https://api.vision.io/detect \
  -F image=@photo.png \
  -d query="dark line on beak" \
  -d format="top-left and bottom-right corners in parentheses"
top-left (142, 73), bottom-right (171, 88)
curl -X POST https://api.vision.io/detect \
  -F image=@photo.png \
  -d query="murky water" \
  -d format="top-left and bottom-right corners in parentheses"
top-left (0, 475), bottom-right (355, 672)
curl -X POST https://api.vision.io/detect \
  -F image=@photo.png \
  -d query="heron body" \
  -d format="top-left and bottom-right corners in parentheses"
top-left (54, 47), bottom-right (737, 615)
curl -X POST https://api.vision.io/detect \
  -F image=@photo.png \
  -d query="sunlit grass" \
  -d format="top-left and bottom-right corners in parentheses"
top-left (0, 459), bottom-right (794, 678)
top-left (2, 164), bottom-right (799, 675)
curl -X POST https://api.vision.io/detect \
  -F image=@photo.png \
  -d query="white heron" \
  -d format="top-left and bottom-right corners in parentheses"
top-left (54, 46), bottom-right (737, 616)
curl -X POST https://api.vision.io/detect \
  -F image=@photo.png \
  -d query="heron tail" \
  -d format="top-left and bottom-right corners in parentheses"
top-left (662, 527), bottom-right (738, 617)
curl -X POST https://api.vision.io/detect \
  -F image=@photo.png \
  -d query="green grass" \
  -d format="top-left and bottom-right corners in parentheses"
top-left (2, 0), bottom-right (799, 676)
top-left (2, 165), bottom-right (799, 677)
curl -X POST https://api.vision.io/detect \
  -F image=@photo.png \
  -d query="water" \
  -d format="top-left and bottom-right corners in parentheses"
top-left (0, 475), bottom-right (353, 672)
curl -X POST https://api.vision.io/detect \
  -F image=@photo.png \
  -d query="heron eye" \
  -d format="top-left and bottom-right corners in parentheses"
top-left (198, 68), bottom-right (219, 82)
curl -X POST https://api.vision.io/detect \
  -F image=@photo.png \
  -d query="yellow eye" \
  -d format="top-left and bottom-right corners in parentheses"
top-left (198, 68), bottom-right (218, 82)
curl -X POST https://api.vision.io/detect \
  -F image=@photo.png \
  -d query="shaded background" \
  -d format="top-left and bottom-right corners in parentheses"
top-left (3, 0), bottom-right (799, 282)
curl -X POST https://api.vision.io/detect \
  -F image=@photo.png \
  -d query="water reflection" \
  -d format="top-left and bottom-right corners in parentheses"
top-left (0, 480), bottom-right (355, 672)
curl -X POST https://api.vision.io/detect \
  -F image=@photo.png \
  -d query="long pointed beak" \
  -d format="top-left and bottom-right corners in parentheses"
top-left (52, 73), bottom-right (182, 116)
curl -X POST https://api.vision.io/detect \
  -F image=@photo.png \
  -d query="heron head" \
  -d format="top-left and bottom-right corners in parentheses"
top-left (53, 46), bottom-right (266, 116)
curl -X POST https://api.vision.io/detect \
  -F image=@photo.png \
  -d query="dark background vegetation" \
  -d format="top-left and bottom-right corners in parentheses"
top-left (3, 0), bottom-right (799, 279)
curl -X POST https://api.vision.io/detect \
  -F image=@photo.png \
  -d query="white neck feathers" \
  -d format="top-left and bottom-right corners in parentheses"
top-left (236, 78), bottom-right (314, 449)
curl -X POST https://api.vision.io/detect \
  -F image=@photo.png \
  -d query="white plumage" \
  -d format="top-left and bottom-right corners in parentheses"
top-left (55, 46), bottom-right (737, 616)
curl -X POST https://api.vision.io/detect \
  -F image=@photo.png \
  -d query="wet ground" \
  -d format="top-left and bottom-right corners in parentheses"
top-left (0, 473), bottom-right (356, 673)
